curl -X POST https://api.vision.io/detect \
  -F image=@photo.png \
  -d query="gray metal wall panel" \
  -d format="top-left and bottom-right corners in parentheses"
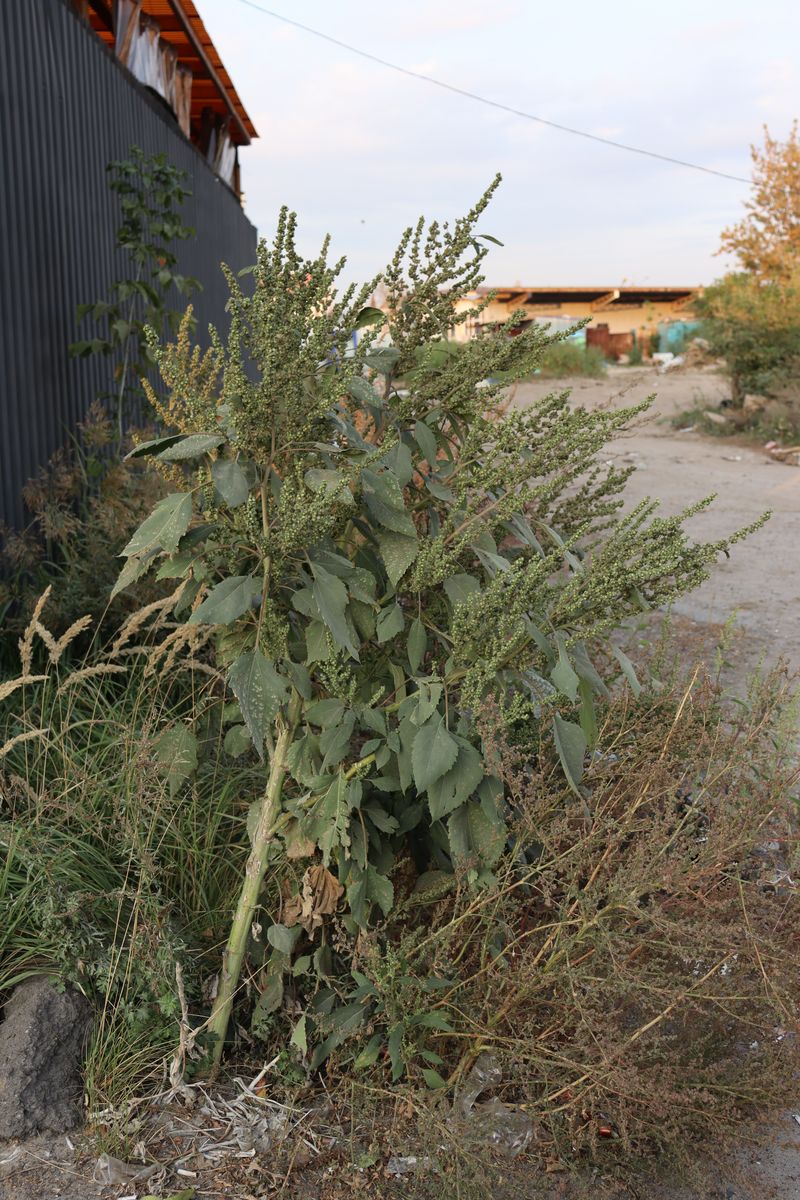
top-left (0, 0), bottom-right (258, 528)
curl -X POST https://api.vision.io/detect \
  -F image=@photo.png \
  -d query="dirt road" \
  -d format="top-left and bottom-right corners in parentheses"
top-left (517, 366), bottom-right (800, 1200)
top-left (514, 365), bottom-right (800, 677)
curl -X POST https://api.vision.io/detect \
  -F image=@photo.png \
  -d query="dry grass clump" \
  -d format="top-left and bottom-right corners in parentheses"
top-left (0, 403), bottom-right (167, 667)
top-left (333, 667), bottom-right (799, 1193)
top-left (0, 592), bottom-right (259, 1117)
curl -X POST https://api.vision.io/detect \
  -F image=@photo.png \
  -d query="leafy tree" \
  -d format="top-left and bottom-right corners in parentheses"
top-left (702, 125), bottom-right (800, 404)
top-left (718, 122), bottom-right (800, 280)
top-left (115, 181), bottom-right (757, 1072)
top-left (70, 147), bottom-right (200, 444)
top-left (698, 269), bottom-right (800, 401)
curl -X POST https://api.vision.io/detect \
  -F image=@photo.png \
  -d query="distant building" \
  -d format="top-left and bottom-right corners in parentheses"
top-left (452, 286), bottom-right (702, 358)
top-left (0, 0), bottom-right (259, 527)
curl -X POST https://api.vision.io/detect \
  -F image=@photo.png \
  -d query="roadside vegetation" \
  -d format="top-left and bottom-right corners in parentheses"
top-left (1, 162), bottom-right (797, 1196)
top-left (698, 124), bottom-right (800, 440)
top-left (534, 338), bottom-right (607, 378)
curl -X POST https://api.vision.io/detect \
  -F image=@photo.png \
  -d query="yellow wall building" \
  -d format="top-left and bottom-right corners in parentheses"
top-left (452, 285), bottom-right (701, 355)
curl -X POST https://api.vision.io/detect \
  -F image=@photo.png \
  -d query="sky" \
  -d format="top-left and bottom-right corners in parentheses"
top-left (199, 0), bottom-right (800, 288)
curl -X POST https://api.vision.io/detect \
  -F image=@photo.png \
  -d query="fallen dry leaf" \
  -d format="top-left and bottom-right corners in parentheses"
top-left (284, 864), bottom-right (344, 933)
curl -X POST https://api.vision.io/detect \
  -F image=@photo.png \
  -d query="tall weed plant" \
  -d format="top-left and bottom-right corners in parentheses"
top-left (110, 180), bottom-right (763, 1070)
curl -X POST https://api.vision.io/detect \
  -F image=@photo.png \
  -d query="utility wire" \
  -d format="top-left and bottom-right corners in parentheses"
top-left (232, 0), bottom-right (749, 184)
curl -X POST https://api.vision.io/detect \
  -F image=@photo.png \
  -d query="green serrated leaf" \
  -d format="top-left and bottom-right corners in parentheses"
top-left (612, 645), bottom-right (642, 698)
top-left (227, 651), bottom-right (288, 760)
top-left (123, 434), bottom-right (183, 460)
top-left (421, 1067), bottom-right (448, 1089)
top-left (413, 419), bottom-right (439, 464)
top-left (284, 1015), bottom-right (307, 1058)
top-left (349, 376), bottom-right (382, 407)
top-left (377, 530), bottom-right (419, 586)
top-left (347, 865), bottom-right (394, 927)
top-left (408, 680), bottom-right (443, 728)
top-left (551, 640), bottom-right (580, 702)
top-left (361, 468), bottom-right (416, 536)
top-left (578, 678), bottom-right (598, 749)
top-left (388, 1022), bottom-right (405, 1081)
top-left (304, 468), bottom-right (354, 504)
top-left (223, 723), bottom-right (252, 758)
top-left (267, 923), bottom-right (301, 955)
top-left (311, 563), bottom-right (360, 661)
top-left (412, 715), bottom-right (459, 793)
top-left (412, 1010), bottom-right (454, 1031)
top-left (212, 458), bottom-right (251, 507)
top-left (376, 603), bottom-right (404, 644)
top-left (364, 345), bottom-right (400, 373)
top-left (285, 661), bottom-right (312, 700)
top-left (443, 574), bottom-right (480, 606)
top-left (426, 739), bottom-right (484, 821)
top-left (190, 575), bottom-right (258, 626)
top-left (252, 973), bottom-right (283, 1034)
top-left (305, 698), bottom-right (346, 727)
top-left (304, 775), bottom-right (357, 865)
top-left (152, 723), bottom-right (197, 798)
top-left (122, 492), bottom-right (192, 558)
top-left (354, 1032), bottom-right (383, 1070)
top-left (353, 306), bottom-right (385, 331)
top-left (407, 618), bottom-right (427, 673)
top-left (553, 713), bottom-right (587, 795)
top-left (305, 620), bottom-right (331, 664)
top-left (448, 799), bottom-right (505, 869)
top-left (155, 550), bottom-right (196, 580)
top-left (111, 549), bottom-right (157, 598)
top-left (157, 433), bottom-right (224, 461)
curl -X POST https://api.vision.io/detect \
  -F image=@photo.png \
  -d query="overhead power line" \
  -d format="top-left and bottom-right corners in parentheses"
top-left (232, 0), bottom-right (750, 184)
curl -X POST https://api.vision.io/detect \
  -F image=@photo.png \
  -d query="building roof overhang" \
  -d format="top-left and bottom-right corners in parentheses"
top-left (88, 0), bottom-right (257, 144)
top-left (466, 285), bottom-right (701, 307)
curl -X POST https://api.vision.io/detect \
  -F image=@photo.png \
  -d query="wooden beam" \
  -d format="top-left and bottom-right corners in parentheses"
top-left (588, 289), bottom-right (620, 313)
top-left (663, 291), bottom-right (699, 312)
top-left (166, 0), bottom-right (249, 143)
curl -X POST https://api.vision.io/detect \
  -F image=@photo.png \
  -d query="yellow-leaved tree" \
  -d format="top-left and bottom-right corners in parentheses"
top-left (700, 123), bottom-right (800, 413)
top-left (718, 121), bottom-right (800, 280)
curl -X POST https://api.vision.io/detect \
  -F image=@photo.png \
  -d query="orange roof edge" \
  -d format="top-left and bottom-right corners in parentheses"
top-left (175, 0), bottom-right (257, 142)
top-left (123, 1), bottom-right (258, 143)
top-left (469, 286), bottom-right (699, 297)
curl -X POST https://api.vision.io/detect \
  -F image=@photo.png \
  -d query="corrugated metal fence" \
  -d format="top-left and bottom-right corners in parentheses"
top-left (0, 0), bottom-right (258, 528)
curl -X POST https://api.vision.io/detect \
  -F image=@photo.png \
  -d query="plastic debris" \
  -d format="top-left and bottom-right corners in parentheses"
top-left (93, 1152), bottom-right (159, 1185)
top-left (452, 1053), bottom-right (534, 1157)
top-left (456, 1052), bottom-right (503, 1118)
top-left (386, 1155), bottom-right (434, 1176)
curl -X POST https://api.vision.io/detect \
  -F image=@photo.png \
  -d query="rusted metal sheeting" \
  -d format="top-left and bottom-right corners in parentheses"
top-left (0, 0), bottom-right (257, 528)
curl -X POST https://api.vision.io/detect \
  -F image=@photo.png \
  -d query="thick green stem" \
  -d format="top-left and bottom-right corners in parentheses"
top-left (205, 691), bottom-right (301, 1073)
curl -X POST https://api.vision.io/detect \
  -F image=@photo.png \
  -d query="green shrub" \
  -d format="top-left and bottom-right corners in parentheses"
top-left (698, 270), bottom-right (800, 404)
top-left (535, 339), bottom-right (607, 377)
top-left (107, 180), bottom-right (762, 1071)
top-left (70, 146), bottom-right (200, 443)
